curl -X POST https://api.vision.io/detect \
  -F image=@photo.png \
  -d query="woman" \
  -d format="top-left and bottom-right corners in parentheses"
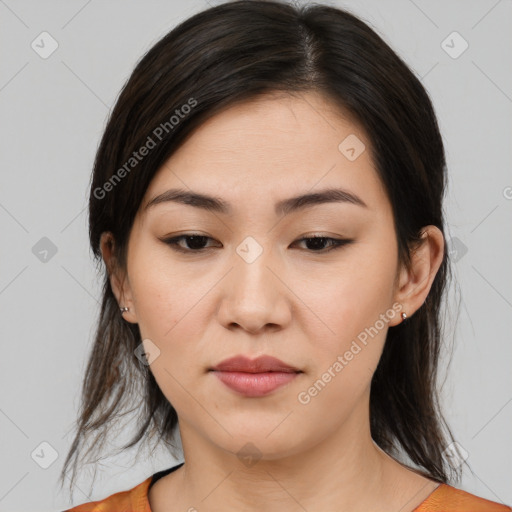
top-left (60, 1), bottom-right (511, 510)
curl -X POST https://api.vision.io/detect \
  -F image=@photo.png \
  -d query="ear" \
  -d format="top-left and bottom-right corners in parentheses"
top-left (390, 225), bottom-right (445, 327)
top-left (99, 231), bottom-right (138, 324)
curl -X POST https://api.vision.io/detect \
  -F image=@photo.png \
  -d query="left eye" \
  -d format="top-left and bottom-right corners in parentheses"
top-left (161, 234), bottom-right (353, 254)
top-left (294, 236), bottom-right (353, 252)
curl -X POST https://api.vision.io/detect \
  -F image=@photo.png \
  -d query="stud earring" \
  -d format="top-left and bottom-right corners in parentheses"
top-left (401, 312), bottom-right (407, 322)
top-left (120, 306), bottom-right (129, 313)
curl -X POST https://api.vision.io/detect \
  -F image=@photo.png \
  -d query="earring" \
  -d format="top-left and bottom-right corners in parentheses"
top-left (120, 306), bottom-right (129, 313)
top-left (401, 312), bottom-right (407, 322)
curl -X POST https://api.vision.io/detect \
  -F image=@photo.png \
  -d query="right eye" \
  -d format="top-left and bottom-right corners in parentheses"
top-left (161, 234), bottom-right (220, 253)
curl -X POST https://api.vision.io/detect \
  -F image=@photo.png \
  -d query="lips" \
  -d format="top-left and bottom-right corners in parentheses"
top-left (209, 355), bottom-right (301, 373)
top-left (209, 355), bottom-right (302, 397)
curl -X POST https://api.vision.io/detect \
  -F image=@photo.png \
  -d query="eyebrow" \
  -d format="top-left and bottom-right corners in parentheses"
top-left (144, 187), bottom-right (368, 216)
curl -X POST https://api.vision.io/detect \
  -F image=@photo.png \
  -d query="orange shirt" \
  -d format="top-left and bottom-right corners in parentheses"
top-left (64, 467), bottom-right (512, 512)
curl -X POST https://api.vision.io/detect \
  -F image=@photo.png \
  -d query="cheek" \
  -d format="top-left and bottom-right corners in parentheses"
top-left (129, 247), bottom-right (195, 336)
top-left (295, 276), bottom-right (392, 421)
top-left (300, 248), bottom-right (397, 343)
top-left (292, 243), bottom-right (397, 401)
top-left (128, 251), bottom-right (216, 381)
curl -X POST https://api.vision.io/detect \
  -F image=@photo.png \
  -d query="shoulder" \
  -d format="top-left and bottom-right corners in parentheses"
top-left (63, 476), bottom-right (153, 512)
top-left (415, 483), bottom-right (512, 512)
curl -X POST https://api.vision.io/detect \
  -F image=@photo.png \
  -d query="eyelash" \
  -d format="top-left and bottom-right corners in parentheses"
top-left (161, 233), bottom-right (353, 254)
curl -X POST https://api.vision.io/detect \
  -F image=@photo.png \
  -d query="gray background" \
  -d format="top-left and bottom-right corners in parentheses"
top-left (0, 0), bottom-right (511, 510)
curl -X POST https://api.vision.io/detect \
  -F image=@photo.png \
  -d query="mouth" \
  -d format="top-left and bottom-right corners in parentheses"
top-left (208, 355), bottom-right (302, 397)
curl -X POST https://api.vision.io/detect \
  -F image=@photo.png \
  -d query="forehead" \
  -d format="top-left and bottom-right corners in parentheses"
top-left (142, 91), bottom-right (389, 216)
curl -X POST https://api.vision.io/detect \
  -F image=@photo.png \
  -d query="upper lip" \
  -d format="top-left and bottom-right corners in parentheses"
top-left (209, 355), bottom-right (301, 373)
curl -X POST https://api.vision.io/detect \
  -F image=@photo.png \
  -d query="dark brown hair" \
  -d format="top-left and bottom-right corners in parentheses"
top-left (59, 0), bottom-right (462, 499)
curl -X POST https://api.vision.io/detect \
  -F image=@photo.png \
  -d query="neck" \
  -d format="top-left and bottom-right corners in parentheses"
top-left (170, 407), bottom-right (396, 511)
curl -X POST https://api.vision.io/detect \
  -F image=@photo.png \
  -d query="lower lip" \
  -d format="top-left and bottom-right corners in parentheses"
top-left (210, 371), bottom-right (299, 397)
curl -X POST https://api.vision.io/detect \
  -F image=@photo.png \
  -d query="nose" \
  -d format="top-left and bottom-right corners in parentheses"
top-left (216, 247), bottom-right (291, 335)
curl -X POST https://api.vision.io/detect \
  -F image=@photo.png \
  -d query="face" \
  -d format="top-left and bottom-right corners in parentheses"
top-left (108, 91), bottom-right (410, 461)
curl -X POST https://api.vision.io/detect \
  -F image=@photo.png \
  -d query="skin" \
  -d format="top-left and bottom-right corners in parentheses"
top-left (100, 91), bottom-right (444, 512)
